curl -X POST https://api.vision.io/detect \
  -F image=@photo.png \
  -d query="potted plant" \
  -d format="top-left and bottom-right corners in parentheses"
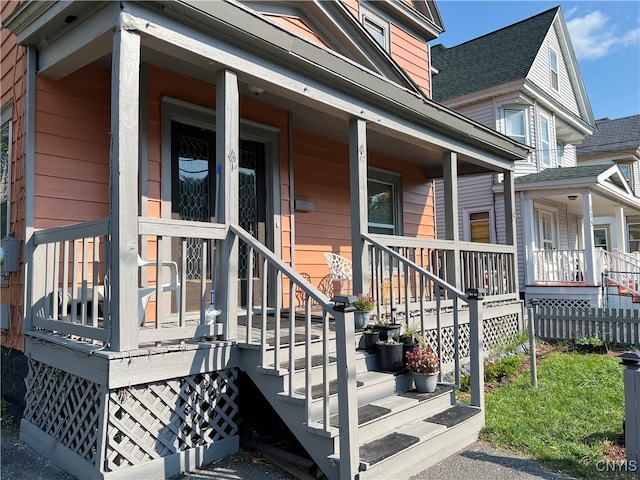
top-left (376, 337), bottom-right (404, 372)
top-left (400, 322), bottom-right (420, 366)
top-left (405, 338), bottom-right (440, 393)
top-left (363, 317), bottom-right (380, 353)
top-left (353, 293), bottom-right (374, 330)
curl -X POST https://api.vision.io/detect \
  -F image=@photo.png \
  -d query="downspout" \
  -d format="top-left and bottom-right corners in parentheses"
top-left (288, 112), bottom-right (295, 269)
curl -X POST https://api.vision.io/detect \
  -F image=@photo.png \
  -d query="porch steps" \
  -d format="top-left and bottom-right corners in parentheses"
top-left (239, 338), bottom-right (483, 480)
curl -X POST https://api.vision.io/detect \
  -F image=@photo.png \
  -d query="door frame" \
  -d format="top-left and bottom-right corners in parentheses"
top-left (160, 96), bottom-right (282, 297)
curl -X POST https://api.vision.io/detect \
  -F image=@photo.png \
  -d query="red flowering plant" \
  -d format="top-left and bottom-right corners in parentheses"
top-left (353, 294), bottom-right (374, 312)
top-left (405, 339), bottom-right (439, 374)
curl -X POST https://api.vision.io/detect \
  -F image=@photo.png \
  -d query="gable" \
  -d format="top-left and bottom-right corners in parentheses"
top-left (240, 0), bottom-right (421, 93)
top-left (527, 18), bottom-right (580, 117)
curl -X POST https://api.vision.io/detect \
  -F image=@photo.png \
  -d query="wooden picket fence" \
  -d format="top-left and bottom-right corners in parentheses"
top-left (535, 306), bottom-right (640, 346)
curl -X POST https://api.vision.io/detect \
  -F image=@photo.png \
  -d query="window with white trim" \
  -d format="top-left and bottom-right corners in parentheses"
top-left (549, 49), bottom-right (559, 91)
top-left (593, 226), bottom-right (609, 251)
top-left (556, 142), bottom-right (564, 167)
top-left (629, 223), bottom-right (640, 252)
top-left (540, 115), bottom-right (552, 166)
top-left (504, 109), bottom-right (527, 145)
top-left (536, 208), bottom-right (557, 250)
top-left (367, 169), bottom-right (401, 235)
top-left (361, 8), bottom-right (389, 51)
top-left (0, 103), bottom-right (11, 240)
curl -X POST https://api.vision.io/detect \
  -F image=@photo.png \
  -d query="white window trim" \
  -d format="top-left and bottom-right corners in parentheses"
top-left (539, 113), bottom-right (553, 167)
top-left (549, 48), bottom-right (559, 91)
top-left (367, 167), bottom-right (402, 235)
top-left (534, 204), bottom-right (559, 250)
top-left (462, 207), bottom-right (495, 243)
top-left (1, 101), bottom-right (12, 240)
top-left (360, 7), bottom-right (390, 52)
top-left (501, 107), bottom-right (530, 160)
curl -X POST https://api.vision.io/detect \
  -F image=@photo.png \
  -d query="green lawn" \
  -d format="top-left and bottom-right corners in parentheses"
top-left (482, 351), bottom-right (635, 480)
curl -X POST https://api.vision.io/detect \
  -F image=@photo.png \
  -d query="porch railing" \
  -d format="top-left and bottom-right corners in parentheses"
top-left (30, 218), bottom-right (111, 345)
top-left (365, 235), bottom-right (517, 306)
top-left (228, 224), bottom-right (359, 478)
top-left (363, 233), bottom-right (486, 410)
top-left (533, 249), bottom-right (586, 283)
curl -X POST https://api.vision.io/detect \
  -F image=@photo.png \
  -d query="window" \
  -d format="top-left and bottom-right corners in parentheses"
top-left (536, 209), bottom-right (557, 250)
top-left (367, 170), bottom-right (401, 235)
top-left (467, 210), bottom-right (492, 243)
top-left (504, 109), bottom-right (527, 145)
top-left (361, 9), bottom-right (389, 51)
top-left (549, 49), bottom-right (559, 91)
top-left (0, 103), bottom-right (11, 240)
top-left (556, 142), bottom-right (564, 167)
top-left (593, 226), bottom-right (609, 251)
top-left (629, 223), bottom-right (640, 252)
top-left (540, 115), bottom-right (552, 166)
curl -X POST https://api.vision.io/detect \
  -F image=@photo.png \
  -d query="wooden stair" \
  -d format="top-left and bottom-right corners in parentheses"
top-left (239, 331), bottom-right (483, 480)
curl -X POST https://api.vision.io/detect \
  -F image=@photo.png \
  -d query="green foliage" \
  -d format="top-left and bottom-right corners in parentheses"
top-left (353, 294), bottom-right (374, 312)
top-left (492, 330), bottom-right (529, 356)
top-left (484, 355), bottom-right (522, 384)
top-left (482, 352), bottom-right (630, 479)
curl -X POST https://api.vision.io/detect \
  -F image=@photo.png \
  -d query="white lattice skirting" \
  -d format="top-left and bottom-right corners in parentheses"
top-left (22, 359), bottom-right (239, 479)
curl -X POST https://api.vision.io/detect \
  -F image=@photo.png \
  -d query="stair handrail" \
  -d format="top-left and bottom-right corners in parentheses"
top-left (362, 234), bottom-right (485, 410)
top-left (609, 248), bottom-right (640, 272)
top-left (229, 225), bottom-right (360, 479)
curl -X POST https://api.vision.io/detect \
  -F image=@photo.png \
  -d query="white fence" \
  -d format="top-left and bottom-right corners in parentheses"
top-left (535, 306), bottom-right (640, 346)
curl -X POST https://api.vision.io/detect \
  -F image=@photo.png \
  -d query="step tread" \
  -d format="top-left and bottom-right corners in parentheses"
top-left (329, 404), bottom-right (391, 428)
top-left (359, 432), bottom-right (420, 466)
top-left (424, 404), bottom-right (481, 428)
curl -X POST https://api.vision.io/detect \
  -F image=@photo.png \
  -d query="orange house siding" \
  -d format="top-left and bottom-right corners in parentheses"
top-left (292, 128), bottom-right (435, 289)
top-left (1, 0), bottom-right (26, 350)
top-left (390, 24), bottom-right (431, 98)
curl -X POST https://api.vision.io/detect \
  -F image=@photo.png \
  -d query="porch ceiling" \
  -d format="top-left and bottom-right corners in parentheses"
top-left (6, 0), bottom-right (529, 177)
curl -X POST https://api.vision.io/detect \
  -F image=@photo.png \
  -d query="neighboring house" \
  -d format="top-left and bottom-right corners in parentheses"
top-left (429, 7), bottom-right (640, 309)
top-left (0, 1), bottom-right (529, 479)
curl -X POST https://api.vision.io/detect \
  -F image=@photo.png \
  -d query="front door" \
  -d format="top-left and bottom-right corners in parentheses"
top-left (171, 121), bottom-right (267, 308)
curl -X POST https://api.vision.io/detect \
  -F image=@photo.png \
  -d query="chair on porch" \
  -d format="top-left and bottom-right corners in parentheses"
top-left (324, 253), bottom-right (352, 295)
top-left (138, 255), bottom-right (181, 326)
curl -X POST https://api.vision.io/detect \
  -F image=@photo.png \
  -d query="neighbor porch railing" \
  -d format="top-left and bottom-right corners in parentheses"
top-left (363, 233), bottom-right (486, 410)
top-left (532, 249), bottom-right (587, 283)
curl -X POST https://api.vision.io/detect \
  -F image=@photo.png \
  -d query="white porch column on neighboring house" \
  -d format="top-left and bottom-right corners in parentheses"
top-left (521, 193), bottom-right (536, 286)
top-left (350, 117), bottom-right (368, 296)
top-left (582, 192), bottom-right (598, 285)
top-left (615, 204), bottom-right (627, 252)
top-left (216, 68), bottom-right (240, 340)
top-left (443, 151), bottom-right (461, 288)
top-left (110, 28), bottom-right (141, 351)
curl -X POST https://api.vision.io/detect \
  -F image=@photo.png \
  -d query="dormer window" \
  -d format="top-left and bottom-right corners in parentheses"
top-left (549, 49), bottom-right (559, 91)
top-left (504, 109), bottom-right (527, 144)
top-left (361, 9), bottom-right (389, 51)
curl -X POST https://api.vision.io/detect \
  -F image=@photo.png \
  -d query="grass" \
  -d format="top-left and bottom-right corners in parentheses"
top-left (482, 350), bottom-right (634, 479)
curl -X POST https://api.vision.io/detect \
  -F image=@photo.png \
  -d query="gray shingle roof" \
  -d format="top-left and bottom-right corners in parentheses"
top-left (431, 7), bottom-right (559, 102)
top-left (577, 115), bottom-right (640, 157)
top-left (514, 163), bottom-right (614, 184)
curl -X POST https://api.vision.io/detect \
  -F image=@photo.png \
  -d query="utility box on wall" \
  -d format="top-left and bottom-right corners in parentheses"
top-left (1, 235), bottom-right (19, 287)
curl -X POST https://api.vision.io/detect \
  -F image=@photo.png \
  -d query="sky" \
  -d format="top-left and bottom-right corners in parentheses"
top-left (433, 1), bottom-right (640, 121)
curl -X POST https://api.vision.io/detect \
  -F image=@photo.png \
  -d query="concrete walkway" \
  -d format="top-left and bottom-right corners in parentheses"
top-left (2, 429), bottom-right (574, 480)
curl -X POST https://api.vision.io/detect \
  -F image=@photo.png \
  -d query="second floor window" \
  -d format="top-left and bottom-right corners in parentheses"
top-left (540, 116), bottom-right (552, 166)
top-left (504, 109), bottom-right (527, 145)
top-left (361, 9), bottom-right (389, 51)
top-left (549, 49), bottom-right (559, 91)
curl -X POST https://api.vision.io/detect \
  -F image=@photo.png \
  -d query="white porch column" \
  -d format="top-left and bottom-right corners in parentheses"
top-left (521, 193), bottom-right (536, 285)
top-left (216, 69), bottom-right (240, 340)
top-left (615, 205), bottom-right (627, 252)
top-left (110, 28), bottom-right (141, 351)
top-left (582, 192), bottom-right (598, 285)
top-left (350, 118), bottom-right (368, 296)
top-left (443, 152), bottom-right (461, 288)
